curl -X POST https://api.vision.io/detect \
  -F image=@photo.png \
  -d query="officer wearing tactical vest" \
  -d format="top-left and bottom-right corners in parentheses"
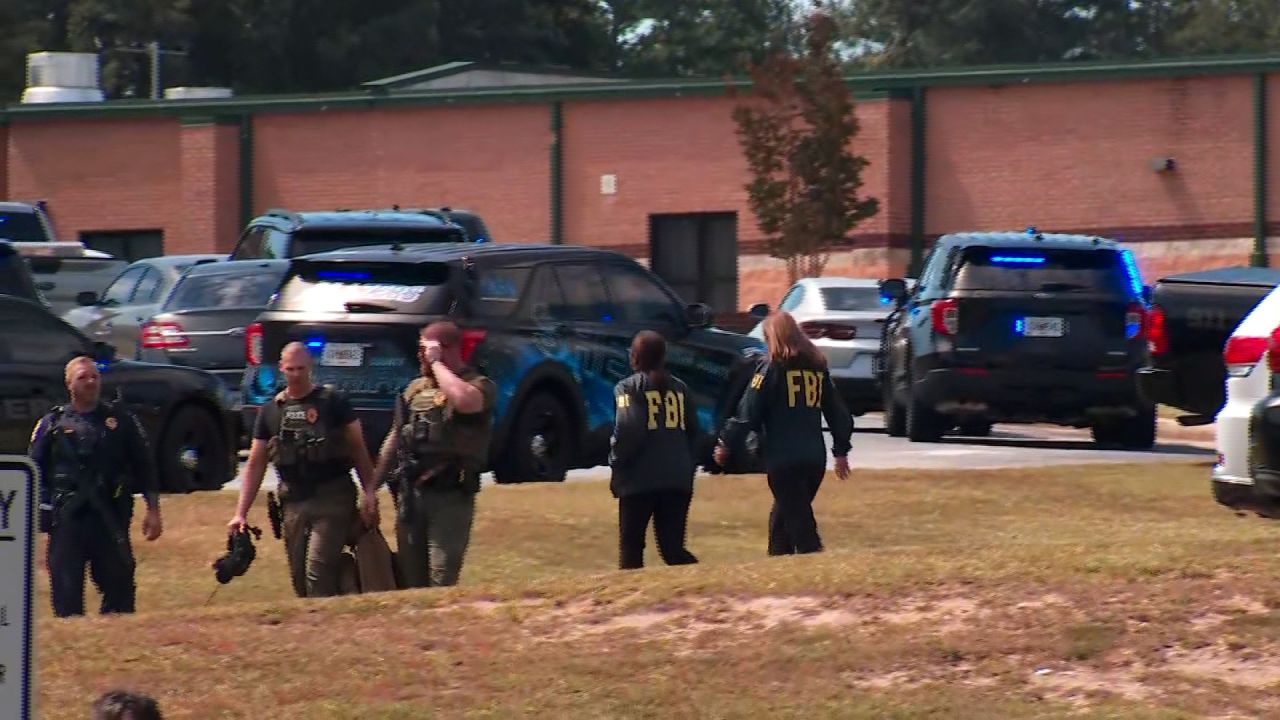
top-left (229, 342), bottom-right (381, 598)
top-left (375, 321), bottom-right (496, 588)
top-left (28, 356), bottom-right (164, 618)
top-left (715, 311), bottom-right (852, 556)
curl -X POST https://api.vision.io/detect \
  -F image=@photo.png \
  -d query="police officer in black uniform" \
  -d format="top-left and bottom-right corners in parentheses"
top-left (28, 356), bottom-right (163, 618)
top-left (716, 311), bottom-right (852, 555)
top-left (610, 330), bottom-right (700, 570)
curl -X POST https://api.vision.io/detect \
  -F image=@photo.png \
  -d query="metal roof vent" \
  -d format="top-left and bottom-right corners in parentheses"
top-left (164, 86), bottom-right (233, 100)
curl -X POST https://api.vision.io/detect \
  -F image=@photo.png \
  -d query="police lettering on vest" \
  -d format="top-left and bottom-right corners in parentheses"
top-left (269, 387), bottom-right (346, 472)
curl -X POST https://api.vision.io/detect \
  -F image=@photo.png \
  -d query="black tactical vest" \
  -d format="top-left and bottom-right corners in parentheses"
top-left (268, 386), bottom-right (348, 475)
top-left (45, 404), bottom-right (129, 500)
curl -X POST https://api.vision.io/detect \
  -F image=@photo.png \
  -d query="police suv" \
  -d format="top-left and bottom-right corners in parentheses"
top-left (0, 259), bottom-right (239, 492)
top-left (879, 230), bottom-right (1155, 447)
top-left (238, 243), bottom-right (766, 483)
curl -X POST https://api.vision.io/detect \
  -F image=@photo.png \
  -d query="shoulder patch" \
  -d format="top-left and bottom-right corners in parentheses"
top-left (749, 373), bottom-right (765, 390)
top-left (616, 394), bottom-right (631, 409)
top-left (105, 416), bottom-right (118, 430)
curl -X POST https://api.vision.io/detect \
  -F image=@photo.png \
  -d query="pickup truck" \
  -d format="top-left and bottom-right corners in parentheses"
top-left (1137, 266), bottom-right (1280, 423)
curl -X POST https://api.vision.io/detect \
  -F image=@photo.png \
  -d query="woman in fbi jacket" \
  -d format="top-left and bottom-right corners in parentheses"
top-left (609, 330), bottom-right (700, 570)
top-left (715, 311), bottom-right (853, 555)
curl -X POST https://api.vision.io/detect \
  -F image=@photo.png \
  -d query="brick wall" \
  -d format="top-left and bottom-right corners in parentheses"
top-left (925, 77), bottom-right (1254, 239)
top-left (3, 70), bottom-right (1278, 308)
top-left (0, 122), bottom-right (8, 200)
top-left (251, 105), bottom-right (551, 243)
top-left (178, 121), bottom-right (242, 254)
top-left (6, 117), bottom-right (181, 247)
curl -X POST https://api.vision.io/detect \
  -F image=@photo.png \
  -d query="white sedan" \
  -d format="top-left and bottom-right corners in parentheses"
top-left (747, 277), bottom-right (905, 416)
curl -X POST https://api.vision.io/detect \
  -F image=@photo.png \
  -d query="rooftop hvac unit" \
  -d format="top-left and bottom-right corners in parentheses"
top-left (21, 52), bottom-right (104, 104)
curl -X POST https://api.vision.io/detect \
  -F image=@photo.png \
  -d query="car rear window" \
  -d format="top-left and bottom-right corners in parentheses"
top-left (820, 286), bottom-right (886, 311)
top-left (0, 251), bottom-right (40, 302)
top-left (290, 227), bottom-right (465, 257)
top-left (949, 246), bottom-right (1135, 295)
top-left (274, 261), bottom-right (454, 314)
top-left (0, 211), bottom-right (47, 242)
top-left (166, 270), bottom-right (286, 310)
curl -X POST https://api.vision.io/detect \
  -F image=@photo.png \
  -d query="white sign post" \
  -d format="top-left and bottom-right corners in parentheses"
top-left (0, 456), bottom-right (36, 720)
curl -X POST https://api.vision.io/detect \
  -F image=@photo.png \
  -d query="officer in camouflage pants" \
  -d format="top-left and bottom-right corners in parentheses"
top-left (376, 321), bottom-right (496, 587)
top-left (230, 342), bottom-right (381, 598)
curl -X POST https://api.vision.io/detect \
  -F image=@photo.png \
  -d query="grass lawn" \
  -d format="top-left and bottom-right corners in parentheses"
top-left (34, 459), bottom-right (1280, 719)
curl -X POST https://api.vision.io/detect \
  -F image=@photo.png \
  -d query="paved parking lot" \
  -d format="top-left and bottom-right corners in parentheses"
top-left (222, 414), bottom-right (1215, 492)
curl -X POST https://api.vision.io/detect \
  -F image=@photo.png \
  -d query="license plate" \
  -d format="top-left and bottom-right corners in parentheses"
top-left (321, 343), bottom-right (365, 367)
top-left (1023, 317), bottom-right (1065, 337)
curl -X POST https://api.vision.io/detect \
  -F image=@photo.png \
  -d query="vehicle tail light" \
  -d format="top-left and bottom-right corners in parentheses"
top-left (140, 321), bottom-right (189, 349)
top-left (1269, 326), bottom-right (1280, 374)
top-left (800, 321), bottom-right (857, 341)
top-left (1224, 335), bottom-right (1268, 377)
top-left (460, 328), bottom-right (487, 363)
top-left (1147, 304), bottom-right (1169, 356)
top-left (1125, 302), bottom-right (1147, 341)
top-left (245, 322), bottom-right (264, 365)
top-left (931, 299), bottom-right (959, 336)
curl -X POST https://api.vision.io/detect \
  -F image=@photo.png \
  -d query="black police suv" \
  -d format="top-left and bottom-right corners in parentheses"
top-left (228, 208), bottom-right (475, 262)
top-left (0, 239), bottom-right (45, 305)
top-left (879, 230), bottom-right (1155, 447)
top-left (237, 243), bottom-right (767, 483)
top-left (0, 294), bottom-right (239, 492)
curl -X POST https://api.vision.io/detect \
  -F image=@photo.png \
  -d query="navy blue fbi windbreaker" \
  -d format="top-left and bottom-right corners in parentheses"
top-left (609, 373), bottom-right (701, 499)
top-left (720, 359), bottom-right (854, 472)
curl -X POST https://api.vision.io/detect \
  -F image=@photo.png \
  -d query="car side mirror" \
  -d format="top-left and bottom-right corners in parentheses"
top-left (879, 278), bottom-right (908, 306)
top-left (686, 303), bottom-right (713, 328)
top-left (748, 303), bottom-right (769, 318)
top-left (76, 291), bottom-right (99, 307)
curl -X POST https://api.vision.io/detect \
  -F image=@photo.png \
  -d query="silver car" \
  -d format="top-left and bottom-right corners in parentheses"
top-left (62, 254), bottom-right (225, 360)
top-left (748, 277), bottom-right (910, 416)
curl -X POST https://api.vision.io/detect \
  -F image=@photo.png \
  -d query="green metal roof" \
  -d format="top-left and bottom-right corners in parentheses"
top-left (4, 53), bottom-right (1279, 121)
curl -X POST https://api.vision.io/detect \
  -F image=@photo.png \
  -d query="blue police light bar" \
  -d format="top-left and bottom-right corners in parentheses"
top-left (1014, 318), bottom-right (1026, 335)
top-left (316, 270), bottom-right (371, 281)
top-left (1120, 249), bottom-right (1144, 299)
top-left (990, 255), bottom-right (1046, 265)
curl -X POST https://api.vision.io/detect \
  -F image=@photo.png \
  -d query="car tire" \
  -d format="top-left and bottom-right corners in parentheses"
top-left (158, 404), bottom-right (231, 493)
top-left (493, 391), bottom-right (573, 484)
top-left (883, 382), bottom-right (907, 438)
top-left (1091, 407), bottom-right (1157, 450)
top-left (1118, 406), bottom-right (1157, 450)
top-left (957, 421), bottom-right (992, 437)
top-left (906, 392), bottom-right (945, 443)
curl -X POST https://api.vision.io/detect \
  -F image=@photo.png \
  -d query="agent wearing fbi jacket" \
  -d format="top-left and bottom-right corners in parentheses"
top-left (28, 356), bottom-right (163, 618)
top-left (715, 311), bottom-right (852, 556)
top-left (375, 321), bottom-right (497, 588)
top-left (609, 330), bottom-right (700, 570)
top-left (229, 342), bottom-right (381, 599)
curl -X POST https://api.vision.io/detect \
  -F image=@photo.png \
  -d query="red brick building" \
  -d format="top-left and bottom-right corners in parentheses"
top-left (2, 55), bottom-right (1279, 311)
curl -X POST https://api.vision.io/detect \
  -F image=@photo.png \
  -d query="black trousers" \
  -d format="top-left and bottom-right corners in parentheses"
top-left (618, 489), bottom-right (698, 570)
top-left (47, 506), bottom-right (136, 618)
top-left (767, 465), bottom-right (826, 556)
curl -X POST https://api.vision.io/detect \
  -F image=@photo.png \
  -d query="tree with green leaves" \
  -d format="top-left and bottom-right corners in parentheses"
top-left (732, 7), bottom-right (879, 283)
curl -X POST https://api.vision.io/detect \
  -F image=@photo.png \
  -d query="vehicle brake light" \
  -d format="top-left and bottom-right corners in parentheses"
top-left (800, 321), bottom-right (857, 341)
top-left (1224, 335), bottom-right (1268, 377)
top-left (931, 299), bottom-right (959, 336)
top-left (1125, 302), bottom-right (1146, 340)
top-left (245, 322), bottom-right (264, 365)
top-left (460, 328), bottom-right (487, 363)
top-left (1269, 326), bottom-right (1280, 374)
top-left (1147, 304), bottom-right (1169, 356)
top-left (140, 321), bottom-right (189, 349)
